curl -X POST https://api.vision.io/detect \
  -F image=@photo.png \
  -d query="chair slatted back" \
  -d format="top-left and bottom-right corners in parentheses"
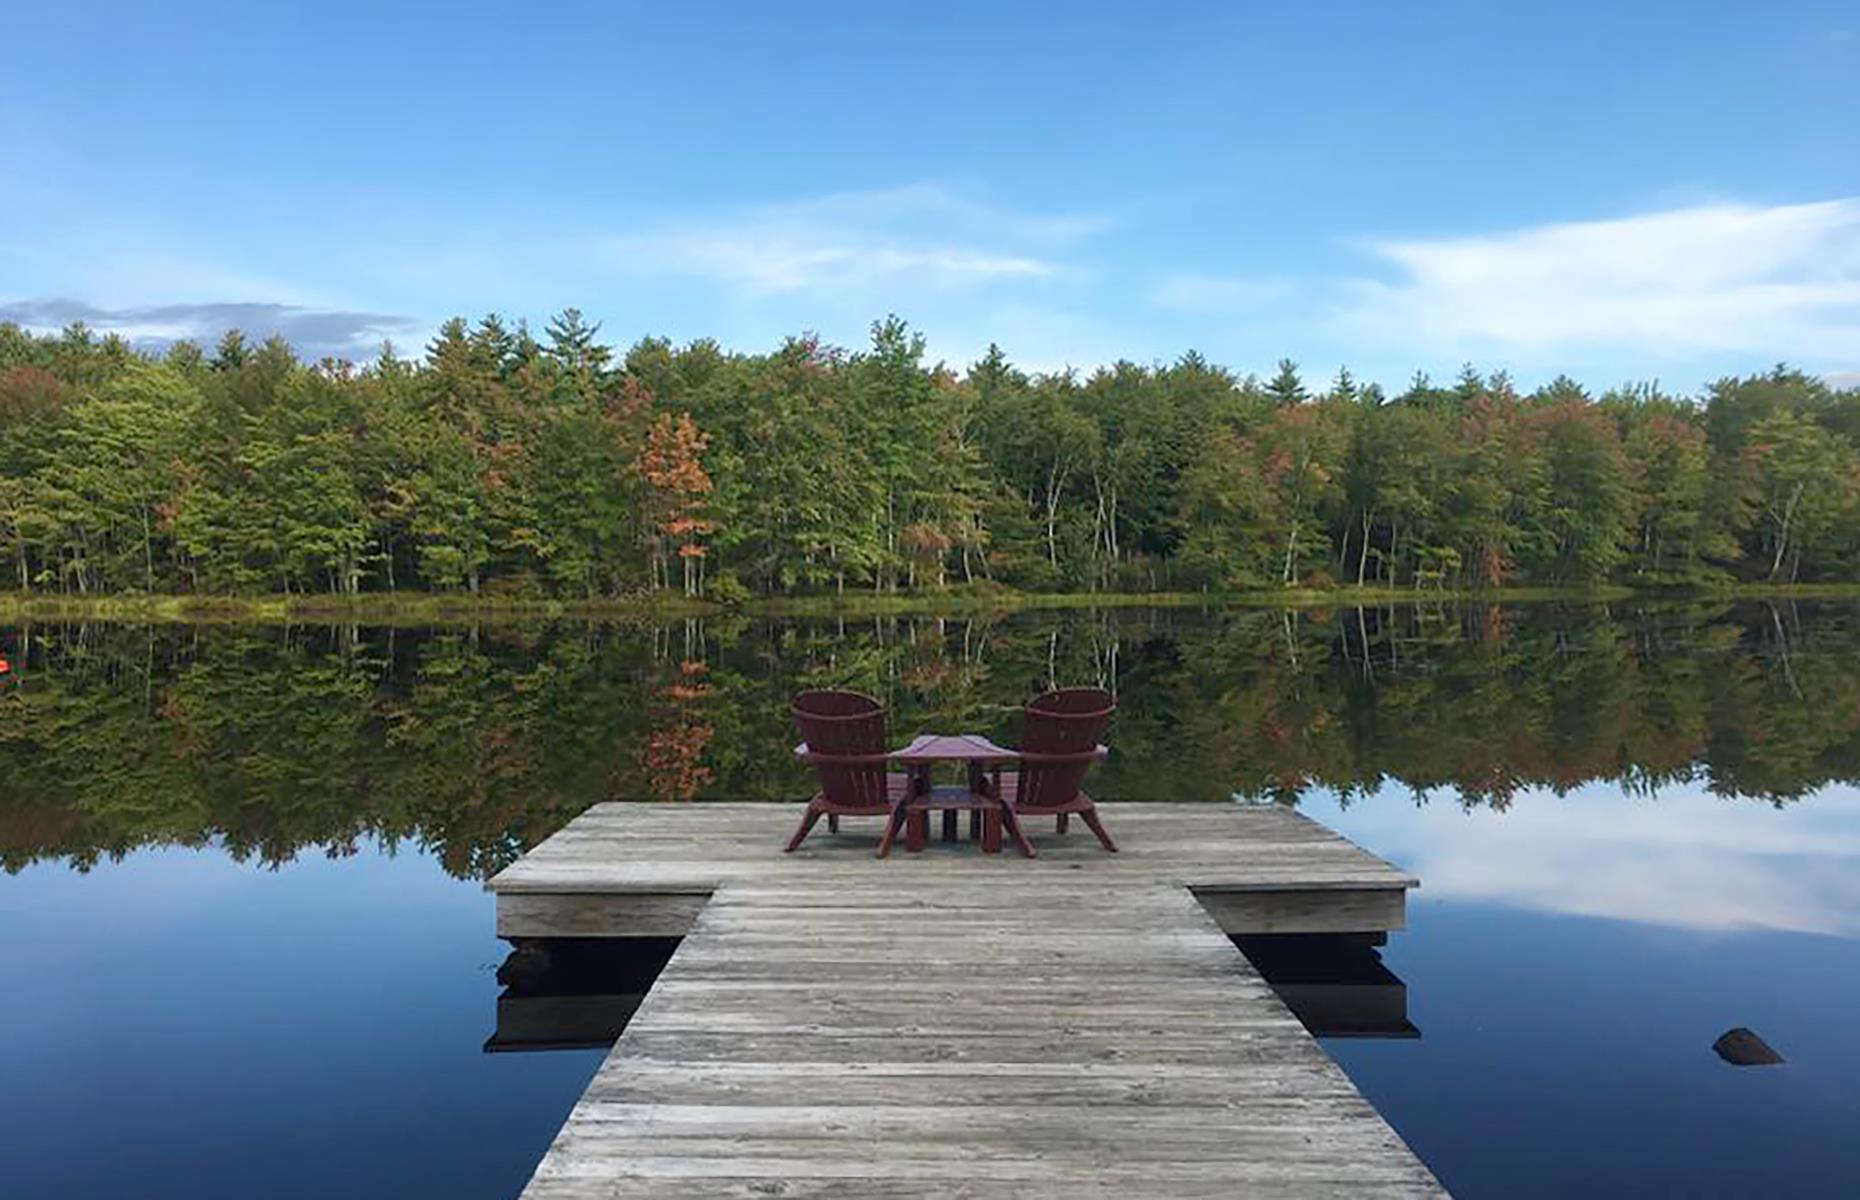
top-left (1016, 687), bottom-right (1115, 810)
top-left (792, 690), bottom-right (892, 809)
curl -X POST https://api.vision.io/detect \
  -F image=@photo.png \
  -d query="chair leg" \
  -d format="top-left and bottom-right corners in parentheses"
top-left (1001, 805), bottom-right (1037, 859)
top-left (1080, 807), bottom-right (1118, 853)
top-left (1056, 812), bottom-right (1069, 834)
top-left (982, 808), bottom-right (1002, 854)
top-left (827, 813), bottom-right (840, 834)
top-left (875, 805), bottom-right (906, 858)
top-left (969, 809), bottom-right (982, 841)
top-left (785, 807), bottom-right (822, 853)
top-left (942, 809), bottom-right (958, 842)
top-left (906, 808), bottom-right (929, 853)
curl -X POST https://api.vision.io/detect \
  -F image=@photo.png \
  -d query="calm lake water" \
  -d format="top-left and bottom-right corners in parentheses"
top-left (4, 601), bottom-right (1860, 1197)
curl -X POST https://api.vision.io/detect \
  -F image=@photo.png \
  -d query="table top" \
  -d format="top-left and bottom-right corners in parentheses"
top-left (887, 733), bottom-right (1019, 764)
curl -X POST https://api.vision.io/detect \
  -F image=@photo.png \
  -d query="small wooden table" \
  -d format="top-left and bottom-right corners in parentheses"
top-left (882, 734), bottom-right (1031, 858)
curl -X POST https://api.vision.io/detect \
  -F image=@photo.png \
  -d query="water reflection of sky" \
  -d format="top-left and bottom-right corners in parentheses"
top-left (7, 797), bottom-right (1860, 1198)
top-left (1296, 782), bottom-right (1860, 1197)
top-left (0, 846), bottom-right (599, 1200)
top-left (1301, 784), bottom-right (1860, 939)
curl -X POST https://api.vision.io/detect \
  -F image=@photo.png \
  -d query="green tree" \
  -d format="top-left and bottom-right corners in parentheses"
top-left (1265, 359), bottom-right (1307, 407)
top-left (1741, 410), bottom-right (1854, 580)
top-left (1526, 402), bottom-right (1633, 581)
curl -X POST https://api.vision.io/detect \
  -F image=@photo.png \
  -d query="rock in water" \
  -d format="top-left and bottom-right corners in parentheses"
top-left (1714, 1027), bottom-right (1784, 1066)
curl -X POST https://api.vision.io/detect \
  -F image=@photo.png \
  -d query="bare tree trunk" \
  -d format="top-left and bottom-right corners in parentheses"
top-left (1091, 474), bottom-right (1106, 588)
top-left (1357, 510), bottom-right (1372, 586)
top-left (1044, 465), bottom-right (1063, 571)
top-left (1106, 486), bottom-right (1119, 573)
top-left (141, 508), bottom-right (155, 592)
top-left (1768, 482), bottom-right (1805, 580)
top-left (885, 492), bottom-right (897, 593)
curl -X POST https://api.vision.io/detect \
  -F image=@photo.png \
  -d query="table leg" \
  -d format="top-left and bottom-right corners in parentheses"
top-left (982, 763), bottom-right (1007, 854)
top-left (942, 808), bottom-right (958, 842)
top-left (906, 765), bottom-right (929, 852)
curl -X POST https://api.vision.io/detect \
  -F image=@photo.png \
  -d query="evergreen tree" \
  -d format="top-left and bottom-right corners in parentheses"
top-left (1266, 359), bottom-right (1307, 407)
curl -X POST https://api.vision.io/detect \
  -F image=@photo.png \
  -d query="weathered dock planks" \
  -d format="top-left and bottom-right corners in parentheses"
top-left (492, 803), bottom-right (1444, 1197)
top-left (492, 803), bottom-right (1419, 938)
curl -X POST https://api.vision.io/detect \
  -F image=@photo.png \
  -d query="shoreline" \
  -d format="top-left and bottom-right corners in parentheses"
top-left (3, 582), bottom-right (1856, 625)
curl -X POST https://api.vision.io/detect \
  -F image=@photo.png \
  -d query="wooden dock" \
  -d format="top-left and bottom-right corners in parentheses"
top-left (491, 803), bottom-right (1445, 1198)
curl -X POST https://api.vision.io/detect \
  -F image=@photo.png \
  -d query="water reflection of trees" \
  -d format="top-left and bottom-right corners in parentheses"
top-left (2, 601), bottom-right (1856, 880)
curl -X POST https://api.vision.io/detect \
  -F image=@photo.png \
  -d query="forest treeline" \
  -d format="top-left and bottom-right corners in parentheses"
top-left (2, 605), bottom-right (1852, 876)
top-left (4, 313), bottom-right (1860, 600)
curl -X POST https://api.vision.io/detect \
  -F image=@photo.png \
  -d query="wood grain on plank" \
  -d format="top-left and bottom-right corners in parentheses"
top-left (501, 801), bottom-right (1443, 1197)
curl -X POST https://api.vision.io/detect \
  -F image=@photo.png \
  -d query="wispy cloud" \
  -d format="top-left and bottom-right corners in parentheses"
top-left (1336, 198), bottom-right (1860, 363)
top-left (608, 233), bottom-right (1050, 293)
top-left (594, 184), bottom-right (1101, 295)
top-left (0, 299), bottom-right (422, 360)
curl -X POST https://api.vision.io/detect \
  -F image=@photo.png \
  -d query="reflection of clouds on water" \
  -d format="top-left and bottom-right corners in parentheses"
top-left (1303, 784), bottom-right (1860, 939)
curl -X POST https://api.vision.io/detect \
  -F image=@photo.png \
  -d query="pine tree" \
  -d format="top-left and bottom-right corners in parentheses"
top-left (1266, 359), bottom-right (1306, 407)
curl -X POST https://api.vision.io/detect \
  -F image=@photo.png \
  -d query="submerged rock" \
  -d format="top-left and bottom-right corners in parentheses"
top-left (1713, 1027), bottom-right (1784, 1066)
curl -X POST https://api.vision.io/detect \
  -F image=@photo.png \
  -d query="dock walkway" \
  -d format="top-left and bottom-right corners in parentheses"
top-left (492, 803), bottom-right (1446, 1198)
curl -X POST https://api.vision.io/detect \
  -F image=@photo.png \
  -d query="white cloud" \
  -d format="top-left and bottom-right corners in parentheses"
top-left (1307, 783), bottom-right (1860, 938)
top-left (607, 231), bottom-right (1049, 293)
top-left (1826, 371), bottom-right (1860, 389)
top-left (1336, 198), bottom-right (1860, 363)
top-left (593, 184), bottom-right (1099, 296)
top-left (0, 299), bottom-right (421, 361)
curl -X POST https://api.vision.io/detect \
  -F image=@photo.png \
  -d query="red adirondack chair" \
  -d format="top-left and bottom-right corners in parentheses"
top-left (995, 687), bottom-right (1118, 853)
top-left (787, 689), bottom-right (909, 853)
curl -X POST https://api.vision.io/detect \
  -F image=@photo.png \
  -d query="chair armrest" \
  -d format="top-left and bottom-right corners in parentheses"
top-left (795, 748), bottom-right (896, 767)
top-left (1012, 745), bottom-right (1110, 765)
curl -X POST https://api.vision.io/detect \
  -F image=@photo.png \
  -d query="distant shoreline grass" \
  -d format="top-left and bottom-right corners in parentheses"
top-left (3, 581), bottom-right (1857, 625)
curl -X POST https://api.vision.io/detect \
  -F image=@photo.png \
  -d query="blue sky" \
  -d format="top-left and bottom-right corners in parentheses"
top-left (2, 1), bottom-right (1856, 392)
